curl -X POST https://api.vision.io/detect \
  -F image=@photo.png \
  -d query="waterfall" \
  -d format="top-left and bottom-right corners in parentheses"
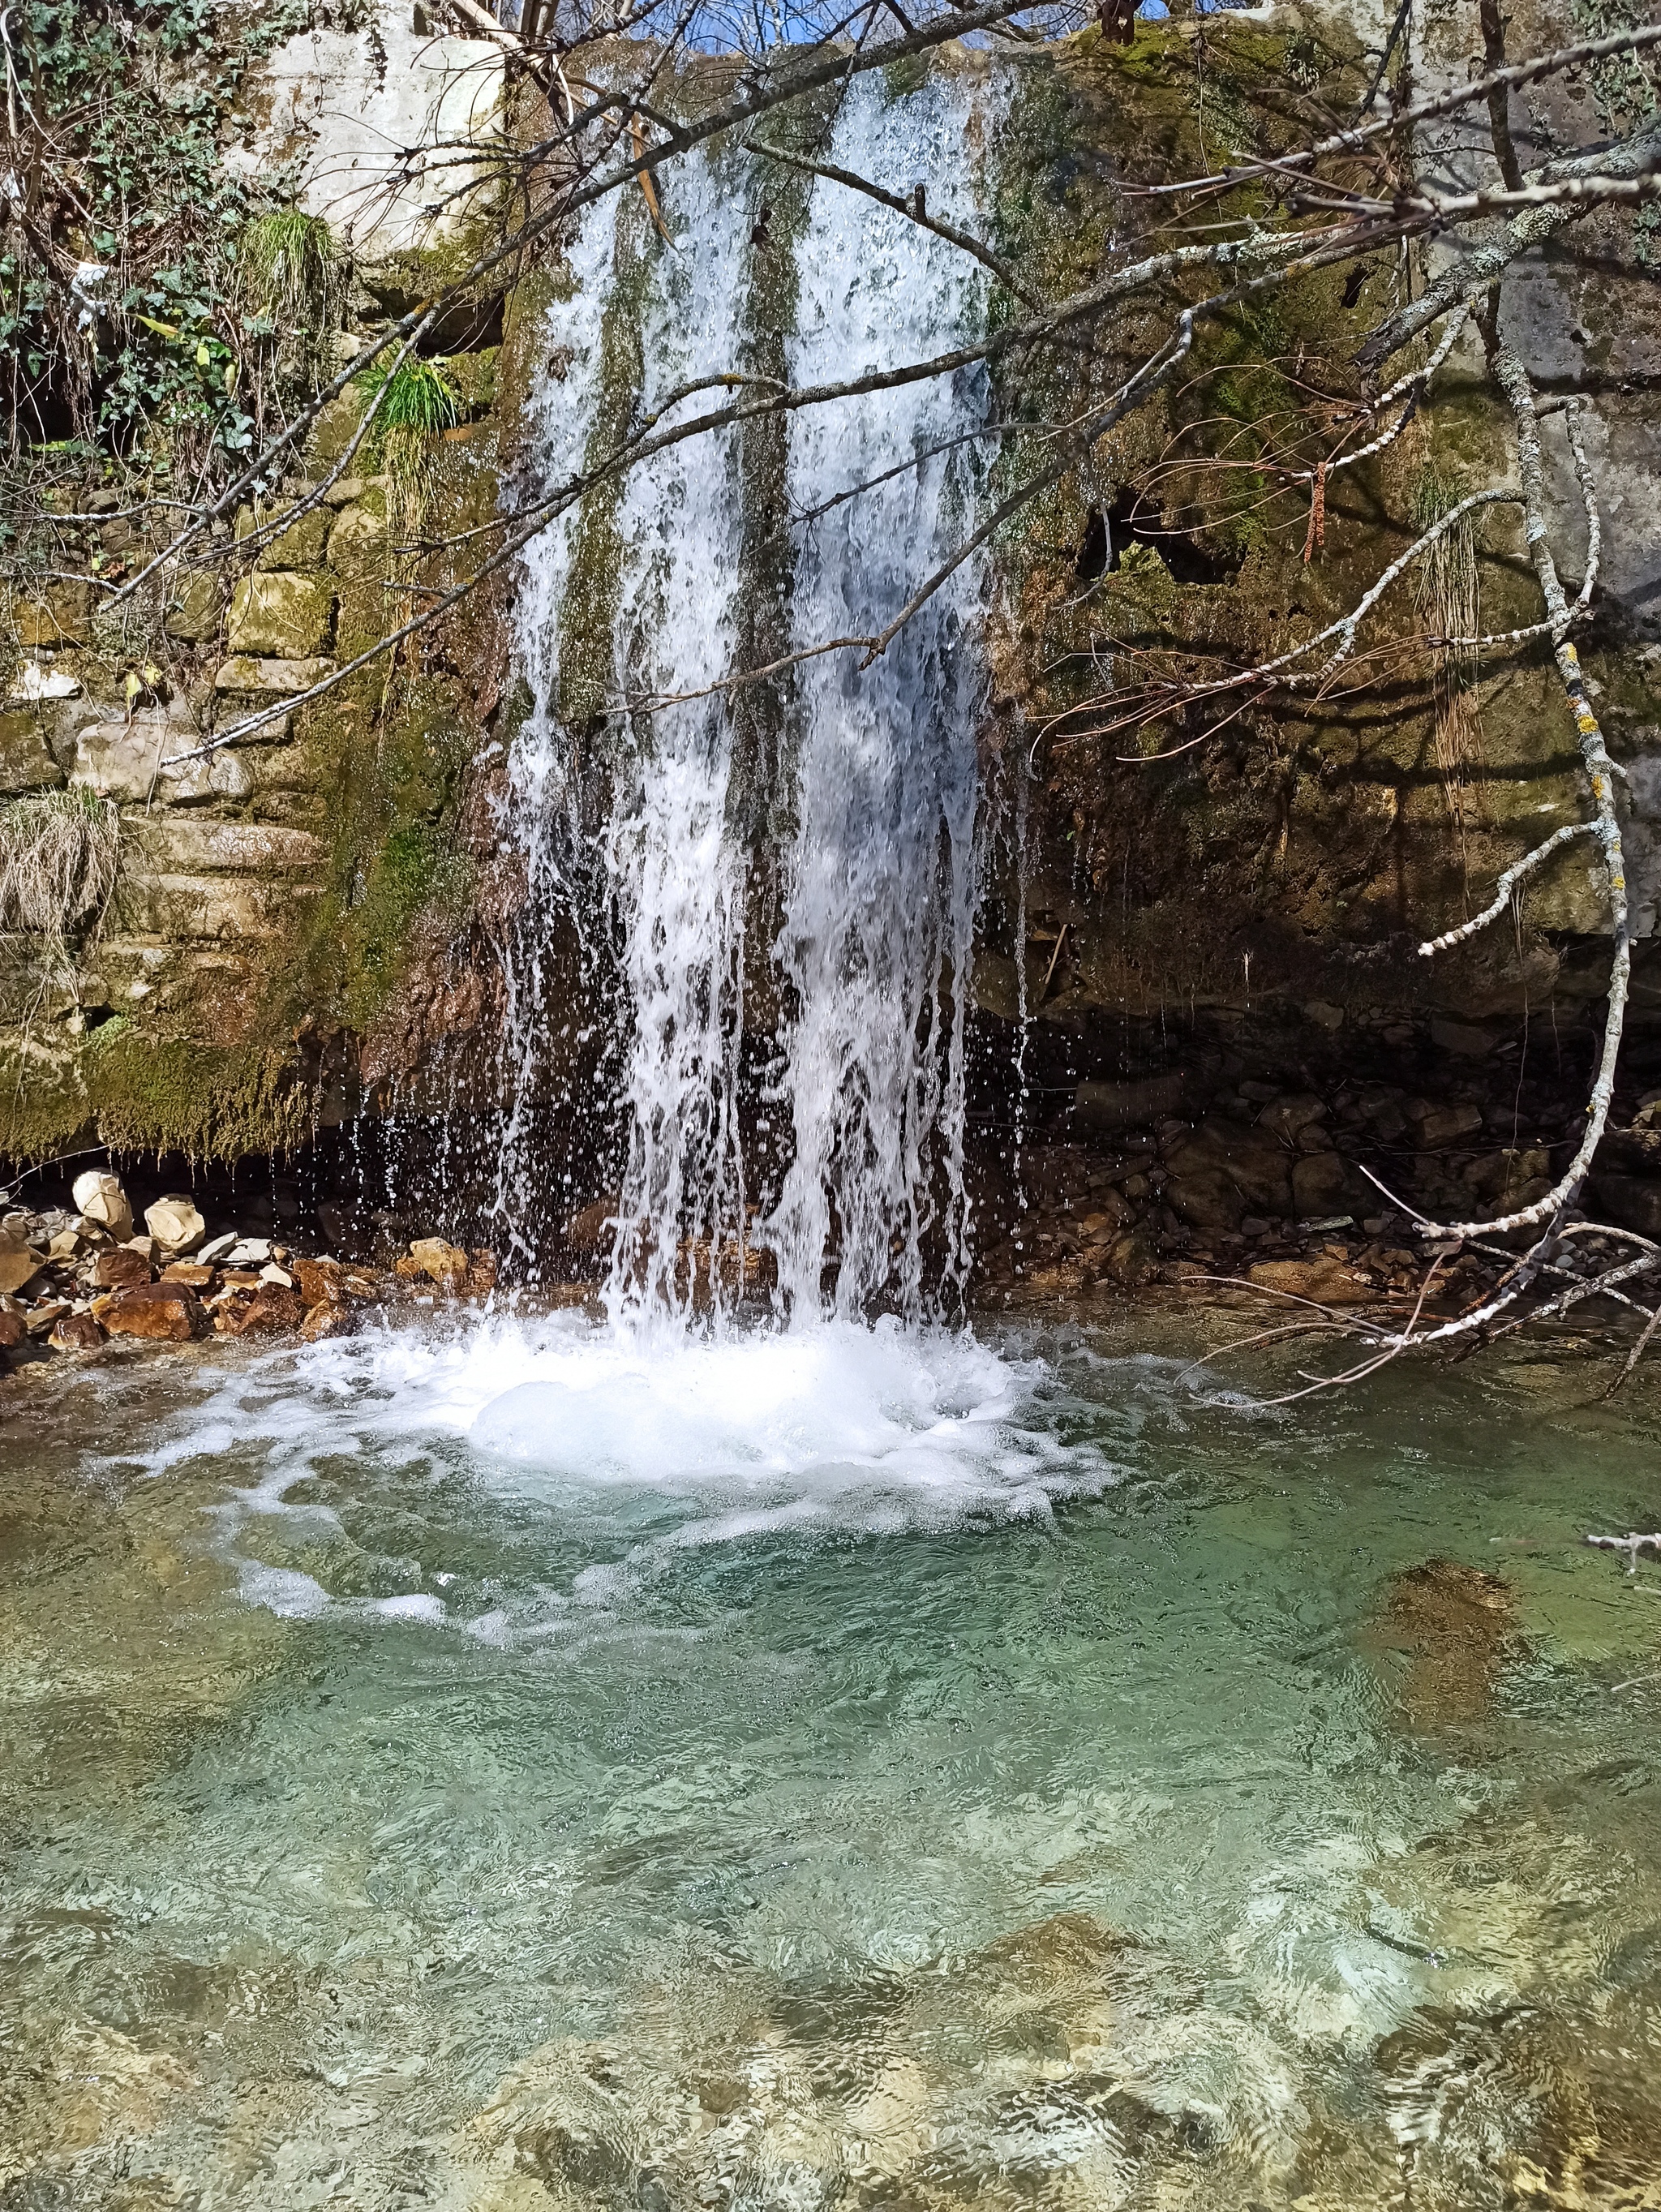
top-left (505, 65), bottom-right (991, 1327)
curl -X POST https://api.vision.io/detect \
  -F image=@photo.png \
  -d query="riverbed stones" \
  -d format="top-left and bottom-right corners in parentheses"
top-left (144, 1195), bottom-right (207, 1256)
top-left (101, 1282), bottom-right (206, 1342)
top-left (0, 1296), bottom-right (26, 1348)
top-left (73, 1170), bottom-right (133, 1242)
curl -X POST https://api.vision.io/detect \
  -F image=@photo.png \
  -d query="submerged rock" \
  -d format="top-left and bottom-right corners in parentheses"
top-left (1363, 1558), bottom-right (1518, 1727)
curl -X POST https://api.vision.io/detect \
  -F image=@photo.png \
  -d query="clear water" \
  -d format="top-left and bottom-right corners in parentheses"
top-left (5, 1315), bottom-right (1660, 2206)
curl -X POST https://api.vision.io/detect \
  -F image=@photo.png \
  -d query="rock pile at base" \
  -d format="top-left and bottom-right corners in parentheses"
top-left (0, 1170), bottom-right (501, 1372)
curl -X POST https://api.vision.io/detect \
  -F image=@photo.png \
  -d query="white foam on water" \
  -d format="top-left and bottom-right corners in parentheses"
top-left (108, 1312), bottom-right (1124, 1629)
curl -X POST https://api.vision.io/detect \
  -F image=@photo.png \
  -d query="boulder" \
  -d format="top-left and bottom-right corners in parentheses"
top-left (1255, 1093), bottom-right (1326, 1143)
top-left (91, 1247), bottom-right (153, 1290)
top-left (1290, 1152), bottom-right (1352, 1220)
top-left (74, 1170), bottom-right (133, 1242)
top-left (300, 1299), bottom-right (354, 1342)
top-left (227, 572), bottom-right (333, 659)
top-left (240, 500), bottom-right (332, 572)
top-left (145, 1195), bottom-right (207, 1256)
top-left (294, 1255), bottom-right (345, 1308)
top-left (564, 1196), bottom-right (619, 1252)
top-left (102, 1282), bottom-right (205, 1342)
top-left (49, 1311), bottom-right (105, 1352)
top-left (1095, 1227), bottom-right (1156, 1287)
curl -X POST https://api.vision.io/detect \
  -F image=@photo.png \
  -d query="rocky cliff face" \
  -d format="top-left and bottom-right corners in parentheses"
top-left (3, 0), bottom-right (1660, 1264)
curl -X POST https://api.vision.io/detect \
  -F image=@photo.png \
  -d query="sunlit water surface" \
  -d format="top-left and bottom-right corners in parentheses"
top-left (3, 1309), bottom-right (1660, 2208)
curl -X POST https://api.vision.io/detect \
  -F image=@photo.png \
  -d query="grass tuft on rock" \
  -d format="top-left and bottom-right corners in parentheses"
top-left (0, 787), bottom-right (120, 970)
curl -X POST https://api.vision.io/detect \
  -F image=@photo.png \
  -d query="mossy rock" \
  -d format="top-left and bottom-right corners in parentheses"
top-left (228, 573), bottom-right (336, 659)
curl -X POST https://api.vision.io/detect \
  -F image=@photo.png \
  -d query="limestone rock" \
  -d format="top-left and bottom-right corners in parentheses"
top-left (5, 660), bottom-right (80, 705)
top-left (1163, 1120), bottom-right (1294, 1231)
top-left (160, 1261), bottom-right (215, 1288)
top-left (50, 1311), bottom-right (105, 1352)
top-left (239, 500), bottom-right (333, 572)
top-left (0, 1237), bottom-right (41, 1296)
top-left (227, 572), bottom-right (333, 659)
top-left (212, 655), bottom-right (336, 694)
top-left (91, 1247), bottom-right (152, 1290)
top-left (1255, 1093), bottom-right (1325, 1143)
top-left (325, 502), bottom-right (388, 578)
top-left (73, 1170), bottom-right (133, 1242)
top-left (0, 710), bottom-right (67, 795)
top-left (300, 1299), bottom-right (354, 1341)
top-left (102, 1282), bottom-right (205, 1342)
top-left (197, 1232), bottom-right (238, 1264)
top-left (0, 1296), bottom-right (26, 1349)
top-left (224, 1238), bottom-right (273, 1266)
top-left (1590, 1174), bottom-right (1661, 1242)
top-left (144, 1195), bottom-right (207, 1256)
top-left (1362, 1558), bottom-right (1517, 1726)
top-left (15, 584), bottom-right (90, 646)
top-left (25, 1299), bottom-right (68, 1336)
top-left (164, 571), bottom-right (223, 642)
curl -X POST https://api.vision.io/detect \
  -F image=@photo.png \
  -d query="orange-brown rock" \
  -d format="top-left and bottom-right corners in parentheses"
top-left (0, 1296), bottom-right (27, 1348)
top-left (161, 1261), bottom-right (216, 1288)
top-left (468, 1249), bottom-right (498, 1295)
top-left (102, 1282), bottom-right (205, 1342)
top-left (49, 1312), bottom-right (105, 1352)
top-left (294, 1254), bottom-right (345, 1308)
top-left (92, 1247), bottom-right (153, 1290)
top-left (221, 1282), bottom-right (306, 1335)
top-left (300, 1299), bottom-right (354, 1342)
top-left (408, 1237), bottom-right (470, 1288)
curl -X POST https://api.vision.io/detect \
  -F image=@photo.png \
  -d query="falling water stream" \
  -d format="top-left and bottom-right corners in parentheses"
top-left (4, 57), bottom-right (1661, 2212)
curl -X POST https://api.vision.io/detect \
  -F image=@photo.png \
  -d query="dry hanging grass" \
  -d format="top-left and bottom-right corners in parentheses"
top-left (0, 787), bottom-right (121, 972)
